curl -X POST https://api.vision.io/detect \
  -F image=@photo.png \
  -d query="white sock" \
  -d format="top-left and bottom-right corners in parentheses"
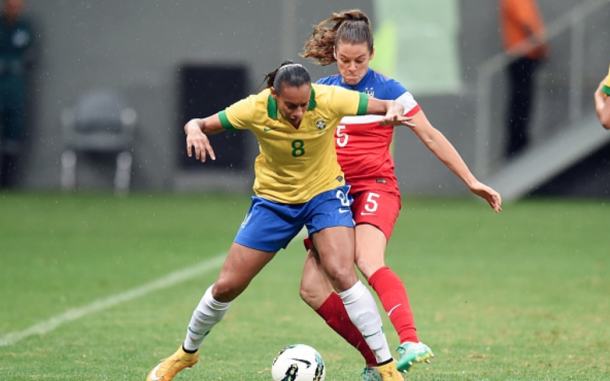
top-left (183, 285), bottom-right (231, 352)
top-left (339, 280), bottom-right (393, 363)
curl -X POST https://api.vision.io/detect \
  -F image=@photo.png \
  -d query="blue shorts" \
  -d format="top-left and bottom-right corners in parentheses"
top-left (234, 185), bottom-right (354, 252)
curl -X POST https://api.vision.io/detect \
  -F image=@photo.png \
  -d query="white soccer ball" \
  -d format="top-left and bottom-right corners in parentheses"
top-left (271, 344), bottom-right (326, 381)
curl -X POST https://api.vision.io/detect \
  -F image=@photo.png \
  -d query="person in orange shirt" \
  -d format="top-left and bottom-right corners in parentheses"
top-left (500, 0), bottom-right (549, 158)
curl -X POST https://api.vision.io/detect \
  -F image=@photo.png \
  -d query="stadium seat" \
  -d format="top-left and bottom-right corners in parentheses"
top-left (60, 89), bottom-right (137, 194)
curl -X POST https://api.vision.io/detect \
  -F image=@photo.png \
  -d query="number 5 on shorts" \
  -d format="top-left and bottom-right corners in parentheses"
top-left (364, 192), bottom-right (379, 213)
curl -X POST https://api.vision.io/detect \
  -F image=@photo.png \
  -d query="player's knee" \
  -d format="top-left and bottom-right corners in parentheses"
top-left (326, 265), bottom-right (358, 292)
top-left (299, 282), bottom-right (317, 307)
top-left (299, 280), bottom-right (334, 310)
top-left (212, 279), bottom-right (244, 303)
top-left (355, 258), bottom-right (383, 281)
top-left (354, 250), bottom-right (385, 281)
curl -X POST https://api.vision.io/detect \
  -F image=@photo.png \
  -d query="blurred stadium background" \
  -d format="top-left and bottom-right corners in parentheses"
top-left (5, 0), bottom-right (610, 198)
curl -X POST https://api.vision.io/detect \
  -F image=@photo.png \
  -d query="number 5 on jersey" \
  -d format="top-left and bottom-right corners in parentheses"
top-left (336, 125), bottom-right (348, 147)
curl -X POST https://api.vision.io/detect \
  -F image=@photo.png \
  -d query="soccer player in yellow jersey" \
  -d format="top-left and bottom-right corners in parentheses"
top-left (145, 61), bottom-right (412, 381)
top-left (594, 65), bottom-right (610, 130)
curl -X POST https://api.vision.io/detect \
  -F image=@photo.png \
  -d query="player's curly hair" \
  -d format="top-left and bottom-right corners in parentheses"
top-left (300, 9), bottom-right (374, 66)
top-left (264, 60), bottom-right (311, 94)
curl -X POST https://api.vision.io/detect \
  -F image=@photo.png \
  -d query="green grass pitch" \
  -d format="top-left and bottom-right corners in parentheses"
top-left (0, 192), bottom-right (609, 380)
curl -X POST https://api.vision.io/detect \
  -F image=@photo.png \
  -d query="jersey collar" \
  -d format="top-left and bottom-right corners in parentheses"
top-left (267, 87), bottom-right (317, 120)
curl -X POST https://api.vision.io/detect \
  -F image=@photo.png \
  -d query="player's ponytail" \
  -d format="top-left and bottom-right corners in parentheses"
top-left (301, 9), bottom-right (374, 66)
top-left (264, 60), bottom-right (311, 94)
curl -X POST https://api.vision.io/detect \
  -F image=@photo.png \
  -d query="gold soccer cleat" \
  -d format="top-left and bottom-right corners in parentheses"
top-left (146, 346), bottom-right (199, 381)
top-left (377, 360), bottom-right (404, 381)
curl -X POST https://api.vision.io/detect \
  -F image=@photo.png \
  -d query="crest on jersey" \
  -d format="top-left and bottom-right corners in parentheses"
top-left (315, 119), bottom-right (327, 130)
top-left (364, 87), bottom-right (375, 97)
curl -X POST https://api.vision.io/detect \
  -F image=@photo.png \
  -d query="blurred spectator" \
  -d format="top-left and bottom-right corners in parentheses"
top-left (0, 0), bottom-right (36, 188)
top-left (594, 66), bottom-right (610, 130)
top-left (500, 0), bottom-right (548, 158)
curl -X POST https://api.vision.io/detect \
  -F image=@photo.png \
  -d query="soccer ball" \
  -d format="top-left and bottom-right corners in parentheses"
top-left (271, 344), bottom-right (326, 381)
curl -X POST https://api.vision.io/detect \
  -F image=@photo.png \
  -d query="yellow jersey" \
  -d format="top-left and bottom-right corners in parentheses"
top-left (602, 65), bottom-right (610, 96)
top-left (218, 84), bottom-right (368, 204)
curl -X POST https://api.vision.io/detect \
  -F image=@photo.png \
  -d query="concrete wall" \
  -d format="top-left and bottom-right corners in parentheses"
top-left (398, 0), bottom-right (610, 196)
top-left (20, 0), bottom-right (373, 191)
top-left (15, 0), bottom-right (610, 196)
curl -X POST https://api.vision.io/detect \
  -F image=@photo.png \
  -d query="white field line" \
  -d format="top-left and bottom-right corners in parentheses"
top-left (0, 253), bottom-right (226, 347)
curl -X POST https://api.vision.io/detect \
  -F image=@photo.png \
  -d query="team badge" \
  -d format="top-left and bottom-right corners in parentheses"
top-left (315, 119), bottom-right (327, 130)
top-left (364, 87), bottom-right (375, 97)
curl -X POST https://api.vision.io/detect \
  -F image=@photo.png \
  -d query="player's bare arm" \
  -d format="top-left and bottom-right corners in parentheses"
top-left (409, 109), bottom-right (502, 213)
top-left (468, 181), bottom-right (503, 213)
top-left (184, 114), bottom-right (224, 162)
top-left (594, 79), bottom-right (610, 130)
top-left (366, 98), bottom-right (415, 127)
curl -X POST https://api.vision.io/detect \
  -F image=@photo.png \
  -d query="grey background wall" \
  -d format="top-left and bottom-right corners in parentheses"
top-left (400, 0), bottom-right (610, 196)
top-left (16, 0), bottom-right (610, 196)
top-left (23, 0), bottom-right (375, 192)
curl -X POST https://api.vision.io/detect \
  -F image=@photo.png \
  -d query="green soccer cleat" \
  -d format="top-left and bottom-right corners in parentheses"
top-left (361, 366), bottom-right (383, 381)
top-left (146, 346), bottom-right (199, 381)
top-left (396, 341), bottom-right (434, 373)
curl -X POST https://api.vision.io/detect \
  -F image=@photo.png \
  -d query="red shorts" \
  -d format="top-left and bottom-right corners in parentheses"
top-left (351, 190), bottom-right (401, 242)
top-left (303, 190), bottom-right (401, 250)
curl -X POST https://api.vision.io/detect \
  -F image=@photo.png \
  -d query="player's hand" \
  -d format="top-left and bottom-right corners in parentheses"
top-left (469, 181), bottom-right (502, 213)
top-left (185, 120), bottom-right (216, 162)
top-left (595, 78), bottom-right (608, 100)
top-left (379, 115), bottom-right (416, 127)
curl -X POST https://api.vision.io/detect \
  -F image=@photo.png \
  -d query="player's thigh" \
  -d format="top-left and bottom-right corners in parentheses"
top-left (353, 224), bottom-right (388, 280)
top-left (300, 248), bottom-right (334, 309)
top-left (306, 185), bottom-right (358, 291)
top-left (235, 196), bottom-right (304, 252)
top-left (351, 190), bottom-right (400, 278)
top-left (305, 184), bottom-right (354, 236)
top-left (213, 242), bottom-right (276, 303)
top-left (351, 190), bottom-right (400, 242)
top-left (312, 226), bottom-right (358, 292)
